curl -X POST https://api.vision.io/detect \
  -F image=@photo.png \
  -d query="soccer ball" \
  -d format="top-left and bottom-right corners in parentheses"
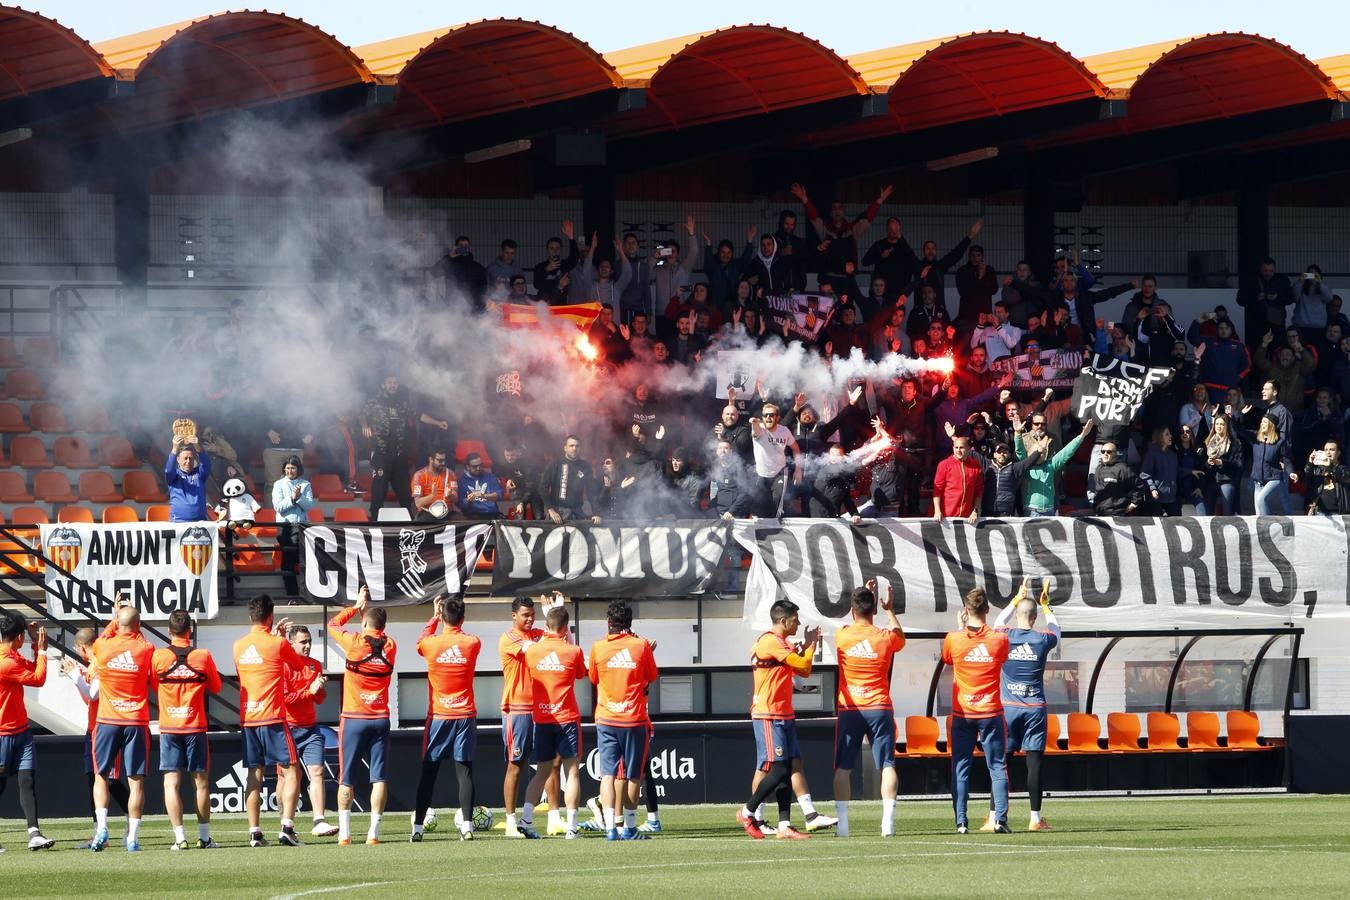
top-left (411, 809), bottom-right (438, 832)
top-left (454, 806), bottom-right (495, 832)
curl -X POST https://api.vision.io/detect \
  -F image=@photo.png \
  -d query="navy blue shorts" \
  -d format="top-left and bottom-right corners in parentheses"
top-left (423, 717), bottom-right (475, 763)
top-left (753, 718), bottom-right (800, 771)
top-left (834, 709), bottom-right (897, 770)
top-left (291, 725), bottom-right (327, 768)
top-left (339, 717), bottom-right (390, 785)
top-left (533, 721), bottom-right (581, 762)
top-left (502, 713), bottom-right (533, 764)
top-left (596, 724), bottom-right (650, 780)
top-left (93, 723), bottom-right (150, 779)
top-left (82, 731), bottom-right (95, 774)
top-left (243, 723), bottom-right (296, 769)
top-left (159, 732), bottom-right (209, 772)
top-left (0, 728), bottom-right (36, 777)
top-left (1005, 706), bottom-right (1049, 753)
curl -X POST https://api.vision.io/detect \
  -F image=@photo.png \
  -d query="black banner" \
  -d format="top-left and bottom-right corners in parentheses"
top-left (1071, 353), bottom-right (1172, 427)
top-left (302, 523), bottom-right (490, 606)
top-left (491, 520), bottom-right (732, 597)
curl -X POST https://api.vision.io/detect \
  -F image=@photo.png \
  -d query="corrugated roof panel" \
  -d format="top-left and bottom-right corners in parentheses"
top-left (0, 6), bottom-right (114, 101)
top-left (1317, 54), bottom-right (1350, 92)
top-left (846, 38), bottom-right (952, 89)
top-left (1081, 38), bottom-right (1194, 91)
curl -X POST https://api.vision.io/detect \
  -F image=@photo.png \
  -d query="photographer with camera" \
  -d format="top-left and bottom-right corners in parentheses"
top-left (1304, 440), bottom-right (1350, 516)
top-left (1293, 264), bottom-right (1334, 346)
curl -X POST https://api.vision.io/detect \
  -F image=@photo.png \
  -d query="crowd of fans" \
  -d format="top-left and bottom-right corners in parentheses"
top-left (156, 187), bottom-right (1350, 529)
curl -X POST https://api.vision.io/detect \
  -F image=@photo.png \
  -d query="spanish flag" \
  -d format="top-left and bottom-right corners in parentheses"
top-left (498, 300), bottom-right (601, 330)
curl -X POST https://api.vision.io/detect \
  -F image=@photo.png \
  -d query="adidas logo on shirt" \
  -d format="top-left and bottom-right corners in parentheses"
top-left (844, 640), bottom-right (879, 660)
top-left (605, 648), bottom-right (638, 669)
top-left (963, 643), bottom-right (994, 663)
top-left (1008, 642), bottom-right (1040, 661)
top-left (536, 651), bottom-right (567, 672)
top-left (106, 650), bottom-right (139, 672)
top-left (435, 645), bottom-right (468, 664)
top-left (237, 645), bottom-right (264, 666)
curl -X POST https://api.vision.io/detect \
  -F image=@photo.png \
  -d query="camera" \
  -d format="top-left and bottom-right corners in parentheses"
top-left (1303, 272), bottom-right (1318, 281)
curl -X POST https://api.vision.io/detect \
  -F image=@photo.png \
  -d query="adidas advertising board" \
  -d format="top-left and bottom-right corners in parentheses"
top-left (302, 523), bottom-right (490, 606)
top-left (735, 517), bottom-right (1350, 632)
top-left (492, 520), bottom-right (732, 598)
top-left (40, 522), bottom-right (219, 620)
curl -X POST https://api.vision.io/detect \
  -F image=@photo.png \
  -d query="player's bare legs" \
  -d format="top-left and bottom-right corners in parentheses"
top-left (164, 771), bottom-right (184, 831)
top-left (306, 764), bottom-right (327, 825)
top-left (246, 766), bottom-right (265, 831)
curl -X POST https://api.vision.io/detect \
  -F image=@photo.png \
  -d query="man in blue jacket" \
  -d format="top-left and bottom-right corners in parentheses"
top-left (165, 435), bottom-right (211, 522)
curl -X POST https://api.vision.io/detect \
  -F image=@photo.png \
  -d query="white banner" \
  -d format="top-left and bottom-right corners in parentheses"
top-left (734, 516), bottom-right (1349, 632)
top-left (40, 522), bottom-right (220, 621)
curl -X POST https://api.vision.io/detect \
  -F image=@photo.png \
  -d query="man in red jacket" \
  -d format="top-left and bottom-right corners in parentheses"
top-left (933, 436), bottom-right (983, 523)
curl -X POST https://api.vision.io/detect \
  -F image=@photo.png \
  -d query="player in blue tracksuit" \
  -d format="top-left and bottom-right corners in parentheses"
top-left (984, 578), bottom-right (1060, 832)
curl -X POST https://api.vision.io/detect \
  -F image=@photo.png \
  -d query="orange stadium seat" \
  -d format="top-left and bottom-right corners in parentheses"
top-left (10, 435), bottom-right (52, 468)
top-left (54, 436), bottom-right (97, 468)
top-left (307, 508), bottom-right (326, 523)
top-left (3, 368), bottom-right (45, 400)
top-left (73, 406), bottom-right (113, 433)
top-left (0, 538), bottom-right (41, 575)
top-left (145, 504), bottom-right (170, 522)
top-left (27, 402), bottom-right (71, 433)
top-left (122, 471), bottom-right (166, 502)
top-left (1045, 713), bottom-right (1064, 752)
top-left (1107, 712), bottom-right (1144, 751)
top-left (1225, 711), bottom-right (1265, 749)
top-left (101, 505), bottom-right (139, 524)
top-left (902, 716), bottom-right (943, 755)
top-left (475, 546), bottom-right (495, 572)
top-left (0, 402), bottom-right (30, 433)
top-left (312, 473), bottom-right (354, 502)
top-left (254, 508), bottom-right (279, 537)
top-left (0, 336), bottom-right (18, 367)
top-left (233, 545), bottom-right (281, 572)
top-left (1146, 712), bottom-right (1182, 750)
top-left (57, 505), bottom-right (95, 524)
top-left (333, 507), bottom-right (369, 523)
top-left (97, 436), bottom-right (140, 468)
top-left (0, 471), bottom-right (33, 503)
top-left (20, 337), bottom-right (58, 368)
top-left (10, 506), bottom-right (48, 525)
top-left (79, 471), bottom-right (123, 503)
top-left (34, 471), bottom-right (78, 503)
top-left (1066, 713), bottom-right (1104, 752)
top-left (1186, 712), bottom-right (1224, 749)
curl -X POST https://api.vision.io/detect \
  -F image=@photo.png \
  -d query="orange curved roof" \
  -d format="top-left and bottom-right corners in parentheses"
top-left (1316, 54), bottom-right (1350, 93)
top-left (122, 11), bottom-right (373, 126)
top-left (605, 25), bottom-right (869, 132)
top-left (0, 5), bottom-right (114, 103)
top-left (360, 19), bottom-right (622, 130)
top-left (876, 32), bottom-right (1107, 131)
top-left (1103, 34), bottom-right (1341, 129)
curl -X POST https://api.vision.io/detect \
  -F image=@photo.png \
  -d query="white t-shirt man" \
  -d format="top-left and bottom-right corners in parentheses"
top-left (751, 422), bottom-right (794, 477)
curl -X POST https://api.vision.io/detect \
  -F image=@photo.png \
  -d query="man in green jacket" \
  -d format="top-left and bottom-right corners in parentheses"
top-left (1015, 416), bottom-right (1095, 516)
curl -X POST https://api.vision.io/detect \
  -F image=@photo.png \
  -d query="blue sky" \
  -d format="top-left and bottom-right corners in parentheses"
top-left (31, 0), bottom-right (1350, 59)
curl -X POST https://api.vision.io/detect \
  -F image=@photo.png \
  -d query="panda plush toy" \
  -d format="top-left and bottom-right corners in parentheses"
top-left (216, 477), bottom-right (260, 531)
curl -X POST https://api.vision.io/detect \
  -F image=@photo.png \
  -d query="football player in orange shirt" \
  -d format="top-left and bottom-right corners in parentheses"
top-left (282, 625), bottom-right (334, 838)
top-left (233, 593), bottom-right (307, 847)
top-left (831, 579), bottom-right (905, 837)
top-left (328, 585), bottom-right (397, 845)
top-left (60, 625), bottom-right (131, 849)
top-left (498, 596), bottom-right (545, 838)
top-left (89, 603), bottom-right (156, 852)
top-left (942, 587), bottom-right (1011, 834)
top-left (0, 611), bottom-right (54, 852)
top-left (519, 604), bottom-right (587, 839)
top-left (411, 593), bottom-right (482, 842)
top-left (152, 609), bottom-right (223, 849)
top-left (737, 599), bottom-right (820, 840)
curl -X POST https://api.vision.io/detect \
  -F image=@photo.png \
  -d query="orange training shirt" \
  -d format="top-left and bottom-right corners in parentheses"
top-left (0, 645), bottom-right (46, 734)
top-left (91, 629), bottom-right (156, 726)
top-left (153, 638), bottom-right (223, 733)
top-left (524, 633), bottom-right (586, 725)
top-left (418, 616), bottom-right (481, 719)
top-left (588, 632), bottom-right (659, 727)
top-left (284, 657), bottom-right (327, 727)
top-left (499, 626), bottom-right (544, 714)
top-left (328, 607), bottom-right (397, 719)
top-left (835, 622), bottom-right (905, 711)
top-left (751, 632), bottom-right (812, 720)
top-left (941, 624), bottom-right (1010, 719)
top-left (234, 623), bottom-right (309, 727)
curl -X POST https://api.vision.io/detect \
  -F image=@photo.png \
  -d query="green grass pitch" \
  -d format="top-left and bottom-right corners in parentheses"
top-left (2, 796), bottom-right (1348, 897)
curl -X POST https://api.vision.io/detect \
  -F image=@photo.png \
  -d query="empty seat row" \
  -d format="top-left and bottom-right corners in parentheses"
top-left (899, 711), bottom-right (1269, 755)
top-left (0, 337), bottom-right (59, 369)
top-left (0, 469), bottom-right (163, 504)
top-left (1, 435), bottom-right (139, 469)
top-left (0, 504), bottom-right (373, 526)
top-left (0, 401), bottom-right (114, 434)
